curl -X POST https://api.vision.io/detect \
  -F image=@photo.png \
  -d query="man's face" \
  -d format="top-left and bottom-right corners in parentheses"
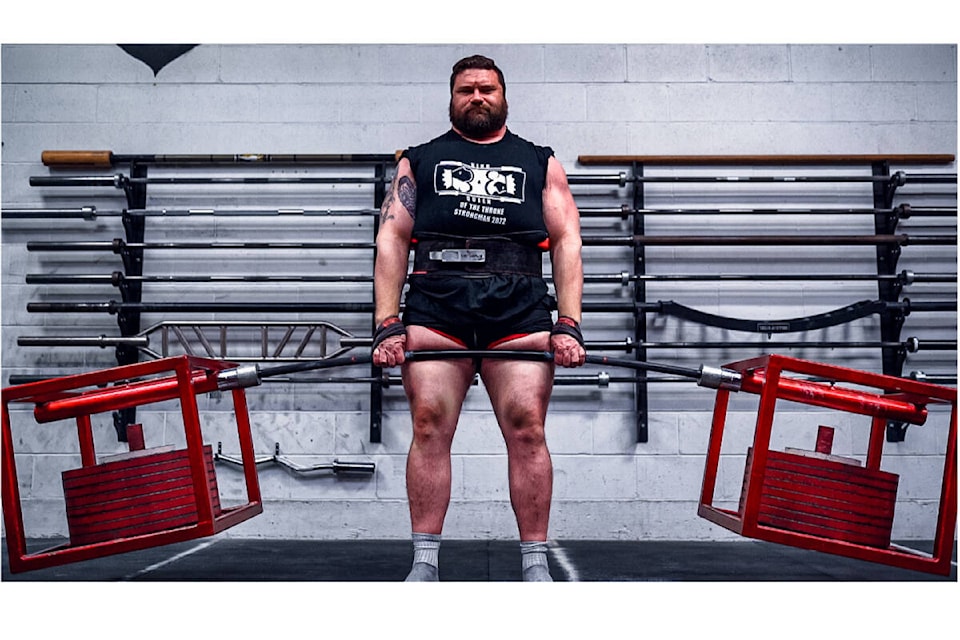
top-left (449, 68), bottom-right (508, 138)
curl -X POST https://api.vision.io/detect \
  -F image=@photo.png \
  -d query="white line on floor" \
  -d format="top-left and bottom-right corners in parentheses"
top-left (122, 538), bottom-right (220, 580)
top-left (548, 540), bottom-right (580, 582)
top-left (889, 542), bottom-right (958, 568)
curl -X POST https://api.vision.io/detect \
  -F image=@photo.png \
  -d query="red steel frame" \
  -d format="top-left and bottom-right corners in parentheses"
top-left (2, 355), bottom-right (263, 573)
top-left (698, 354), bottom-right (957, 576)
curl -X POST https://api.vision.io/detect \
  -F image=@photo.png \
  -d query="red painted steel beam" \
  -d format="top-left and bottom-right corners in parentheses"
top-left (739, 372), bottom-right (928, 426)
top-left (34, 369), bottom-right (219, 423)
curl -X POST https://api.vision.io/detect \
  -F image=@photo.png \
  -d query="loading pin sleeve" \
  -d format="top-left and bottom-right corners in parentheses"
top-left (217, 364), bottom-right (263, 390)
top-left (697, 365), bottom-right (743, 391)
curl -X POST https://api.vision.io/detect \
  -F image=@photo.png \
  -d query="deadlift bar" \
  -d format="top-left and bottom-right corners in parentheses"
top-left (30, 350), bottom-right (929, 428)
top-left (16, 335), bottom-right (955, 355)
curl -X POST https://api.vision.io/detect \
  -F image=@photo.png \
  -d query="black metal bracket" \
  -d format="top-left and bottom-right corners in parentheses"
top-left (632, 162), bottom-right (648, 443)
top-left (369, 161), bottom-right (388, 443)
top-left (112, 164), bottom-right (147, 442)
top-left (872, 162), bottom-right (913, 442)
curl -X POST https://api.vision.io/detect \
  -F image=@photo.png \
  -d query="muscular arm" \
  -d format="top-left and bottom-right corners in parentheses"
top-left (373, 158), bottom-right (416, 365)
top-left (543, 156), bottom-right (583, 322)
top-left (542, 156), bottom-right (585, 366)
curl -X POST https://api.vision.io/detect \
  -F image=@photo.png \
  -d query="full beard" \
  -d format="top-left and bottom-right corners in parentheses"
top-left (449, 101), bottom-right (508, 138)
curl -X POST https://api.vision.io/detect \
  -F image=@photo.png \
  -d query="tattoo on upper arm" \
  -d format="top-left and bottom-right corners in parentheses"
top-left (380, 174), bottom-right (417, 225)
top-left (380, 182), bottom-right (397, 224)
top-left (398, 176), bottom-right (416, 219)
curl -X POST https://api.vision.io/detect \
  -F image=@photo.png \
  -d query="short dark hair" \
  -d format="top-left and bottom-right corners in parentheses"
top-left (449, 55), bottom-right (506, 95)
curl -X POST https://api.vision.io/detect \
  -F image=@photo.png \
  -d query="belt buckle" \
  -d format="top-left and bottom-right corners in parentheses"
top-left (429, 248), bottom-right (486, 263)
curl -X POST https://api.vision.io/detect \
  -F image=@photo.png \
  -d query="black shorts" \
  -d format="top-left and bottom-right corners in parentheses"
top-left (402, 273), bottom-right (555, 349)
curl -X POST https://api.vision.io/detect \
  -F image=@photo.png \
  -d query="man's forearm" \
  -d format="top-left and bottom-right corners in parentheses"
top-left (551, 240), bottom-right (583, 322)
top-left (374, 242), bottom-right (410, 324)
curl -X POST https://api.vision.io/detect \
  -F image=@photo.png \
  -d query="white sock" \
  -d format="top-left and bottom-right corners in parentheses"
top-left (412, 532), bottom-right (441, 568)
top-left (520, 540), bottom-right (551, 578)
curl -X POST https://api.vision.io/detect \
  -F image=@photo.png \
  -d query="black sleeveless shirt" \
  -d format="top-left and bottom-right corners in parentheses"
top-left (402, 129), bottom-right (553, 245)
top-left (399, 129), bottom-right (557, 328)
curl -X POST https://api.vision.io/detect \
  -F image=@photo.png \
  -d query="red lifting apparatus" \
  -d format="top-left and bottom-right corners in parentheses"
top-left (1, 355), bottom-right (263, 573)
top-left (698, 354), bottom-right (957, 576)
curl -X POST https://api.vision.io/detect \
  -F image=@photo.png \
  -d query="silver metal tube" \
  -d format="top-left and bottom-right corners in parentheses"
top-left (697, 365), bottom-right (743, 391)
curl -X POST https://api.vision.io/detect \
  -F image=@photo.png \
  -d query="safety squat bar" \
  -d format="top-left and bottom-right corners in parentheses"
top-left (213, 442), bottom-right (376, 477)
top-left (17, 152), bottom-right (958, 444)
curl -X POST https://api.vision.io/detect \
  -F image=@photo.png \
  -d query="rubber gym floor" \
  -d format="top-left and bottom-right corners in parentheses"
top-left (2, 537), bottom-right (955, 582)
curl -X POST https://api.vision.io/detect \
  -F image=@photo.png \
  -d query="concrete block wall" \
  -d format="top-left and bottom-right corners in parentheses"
top-left (2, 43), bottom-right (956, 543)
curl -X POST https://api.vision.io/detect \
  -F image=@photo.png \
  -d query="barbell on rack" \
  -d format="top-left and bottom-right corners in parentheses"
top-left (580, 233), bottom-right (956, 247)
top-left (213, 442), bottom-right (375, 476)
top-left (23, 269), bottom-right (957, 287)
top-left (24, 234), bottom-right (956, 253)
top-left (28, 170), bottom-right (957, 189)
top-left (21, 235), bottom-right (957, 268)
top-left (576, 204), bottom-right (956, 218)
top-left (27, 239), bottom-right (376, 252)
top-left (23, 299), bottom-right (956, 333)
top-left (3, 206), bottom-right (381, 219)
top-left (40, 150), bottom-right (398, 167)
top-left (4, 203), bottom-right (955, 220)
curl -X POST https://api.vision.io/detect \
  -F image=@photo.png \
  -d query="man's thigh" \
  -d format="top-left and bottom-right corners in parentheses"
top-left (401, 325), bottom-right (476, 419)
top-left (480, 332), bottom-right (554, 422)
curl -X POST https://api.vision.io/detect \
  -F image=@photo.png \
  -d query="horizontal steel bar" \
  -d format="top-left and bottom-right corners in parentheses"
top-left (5, 203), bottom-right (954, 220)
top-left (29, 170), bottom-right (956, 190)
top-left (19, 333), bottom-right (954, 355)
top-left (26, 269), bottom-right (955, 287)
top-left (577, 154), bottom-right (957, 165)
top-left (27, 240), bottom-right (375, 252)
top-left (10, 371), bottom-right (954, 388)
top-left (26, 299), bottom-right (955, 317)
top-left (26, 273), bottom-right (373, 285)
top-left (630, 340), bottom-right (956, 351)
top-left (29, 174), bottom-right (388, 188)
top-left (27, 301), bottom-right (376, 314)
top-left (1, 206), bottom-right (98, 220)
top-left (41, 150), bottom-right (398, 167)
top-left (565, 171), bottom-right (956, 186)
top-left (26, 235), bottom-right (956, 253)
top-left (576, 204), bottom-right (958, 218)
top-left (253, 350), bottom-right (707, 381)
top-left (18, 335), bottom-right (151, 348)
top-left (583, 270), bottom-right (956, 284)
top-left (584, 299), bottom-right (956, 319)
top-left (581, 234), bottom-right (956, 246)
top-left (3, 206), bottom-right (379, 219)
top-left (41, 150), bottom-right (956, 169)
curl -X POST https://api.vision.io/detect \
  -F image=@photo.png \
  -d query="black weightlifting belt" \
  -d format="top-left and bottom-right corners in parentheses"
top-left (413, 238), bottom-right (543, 277)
